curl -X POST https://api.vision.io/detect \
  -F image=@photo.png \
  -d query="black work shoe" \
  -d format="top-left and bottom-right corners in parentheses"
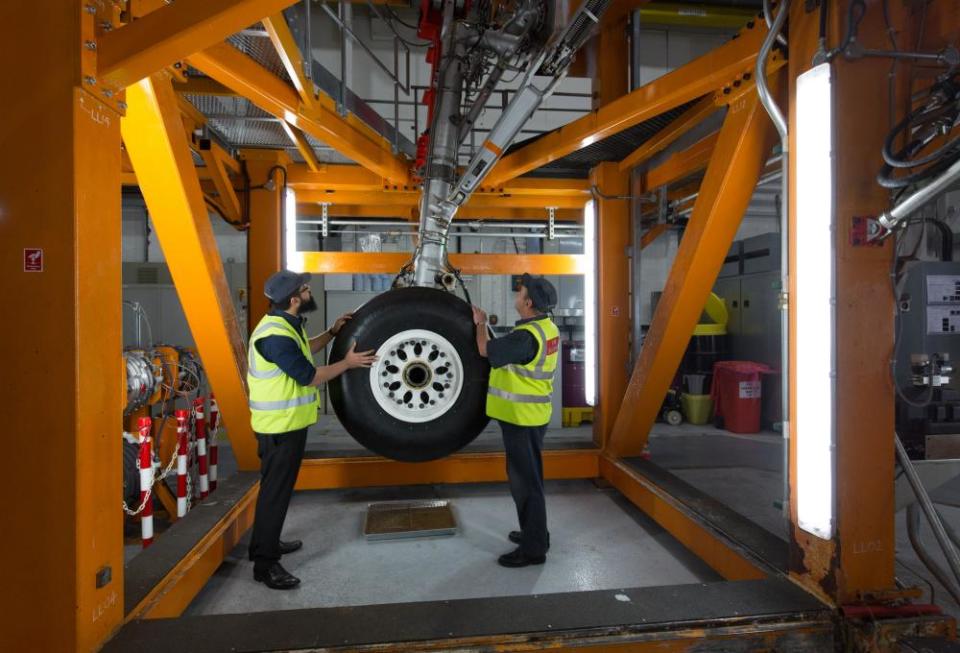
top-left (279, 539), bottom-right (303, 555)
top-left (508, 531), bottom-right (550, 550)
top-left (253, 562), bottom-right (301, 590)
top-left (498, 547), bottom-right (546, 568)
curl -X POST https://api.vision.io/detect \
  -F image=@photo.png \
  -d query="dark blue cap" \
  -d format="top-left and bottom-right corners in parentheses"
top-left (521, 273), bottom-right (558, 311)
top-left (264, 270), bottom-right (311, 302)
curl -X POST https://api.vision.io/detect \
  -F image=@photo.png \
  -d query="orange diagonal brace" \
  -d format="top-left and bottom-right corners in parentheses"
top-left (607, 85), bottom-right (778, 458)
top-left (98, 0), bottom-right (299, 88)
top-left (189, 42), bottom-right (410, 183)
top-left (282, 123), bottom-right (322, 172)
top-left (263, 13), bottom-right (317, 108)
top-left (643, 131), bottom-right (719, 191)
top-left (619, 96), bottom-right (718, 171)
top-left (486, 20), bottom-right (768, 186)
top-left (122, 74), bottom-right (258, 470)
top-left (199, 147), bottom-right (242, 221)
top-left (640, 223), bottom-right (669, 249)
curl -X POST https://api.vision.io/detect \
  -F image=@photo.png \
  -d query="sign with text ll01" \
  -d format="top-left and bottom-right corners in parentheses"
top-left (23, 248), bottom-right (43, 272)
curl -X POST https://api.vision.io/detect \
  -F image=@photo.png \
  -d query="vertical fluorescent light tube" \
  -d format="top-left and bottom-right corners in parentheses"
top-left (284, 187), bottom-right (304, 272)
top-left (583, 199), bottom-right (597, 406)
top-left (795, 63), bottom-right (836, 540)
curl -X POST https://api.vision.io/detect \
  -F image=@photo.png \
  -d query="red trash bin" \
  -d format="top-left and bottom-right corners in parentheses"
top-left (710, 361), bottom-right (772, 434)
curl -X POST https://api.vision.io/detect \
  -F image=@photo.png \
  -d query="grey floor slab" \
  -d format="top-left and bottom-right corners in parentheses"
top-left (183, 480), bottom-right (721, 615)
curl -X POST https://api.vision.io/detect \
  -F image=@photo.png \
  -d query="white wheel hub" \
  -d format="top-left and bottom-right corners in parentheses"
top-left (368, 329), bottom-right (464, 423)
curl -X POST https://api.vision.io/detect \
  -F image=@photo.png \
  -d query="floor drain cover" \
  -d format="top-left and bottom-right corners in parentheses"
top-left (363, 500), bottom-right (457, 540)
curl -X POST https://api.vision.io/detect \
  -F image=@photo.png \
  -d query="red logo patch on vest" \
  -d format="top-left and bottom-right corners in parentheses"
top-left (546, 337), bottom-right (559, 355)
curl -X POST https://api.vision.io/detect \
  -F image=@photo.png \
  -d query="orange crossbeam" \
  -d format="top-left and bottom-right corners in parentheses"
top-left (299, 252), bottom-right (585, 275)
top-left (98, 0), bottom-right (299, 89)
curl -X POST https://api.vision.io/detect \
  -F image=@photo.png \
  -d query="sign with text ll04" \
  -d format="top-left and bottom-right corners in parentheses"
top-left (23, 248), bottom-right (43, 272)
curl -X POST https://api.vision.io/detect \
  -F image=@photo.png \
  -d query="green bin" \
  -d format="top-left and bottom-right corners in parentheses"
top-left (681, 394), bottom-right (713, 425)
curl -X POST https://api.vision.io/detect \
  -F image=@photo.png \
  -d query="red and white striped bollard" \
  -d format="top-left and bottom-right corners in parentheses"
top-left (194, 397), bottom-right (209, 499)
top-left (137, 417), bottom-right (154, 548)
top-left (175, 409), bottom-right (189, 517)
top-left (208, 394), bottom-right (219, 493)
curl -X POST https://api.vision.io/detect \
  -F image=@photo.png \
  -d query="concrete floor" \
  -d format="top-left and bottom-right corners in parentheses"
top-left (184, 479), bottom-right (720, 615)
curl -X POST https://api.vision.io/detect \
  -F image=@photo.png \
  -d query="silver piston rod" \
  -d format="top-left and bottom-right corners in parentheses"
top-left (409, 0), bottom-right (610, 289)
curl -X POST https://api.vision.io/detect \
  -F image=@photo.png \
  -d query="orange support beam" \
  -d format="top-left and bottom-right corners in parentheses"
top-left (281, 123), bottom-right (322, 172)
top-left (640, 223), bottom-right (669, 249)
top-left (98, 0), bottom-right (299, 89)
top-left (486, 20), bottom-right (769, 186)
top-left (296, 450), bottom-right (600, 490)
top-left (122, 73), bottom-right (259, 470)
top-left (620, 96), bottom-right (718, 171)
top-left (188, 42), bottom-right (410, 183)
top-left (787, 0), bottom-right (898, 603)
top-left (244, 150), bottom-right (290, 332)
top-left (591, 163), bottom-right (632, 447)
top-left (1, 4), bottom-right (125, 650)
top-left (299, 252), bottom-right (586, 275)
top-left (607, 86), bottom-right (778, 458)
top-left (643, 131), bottom-right (718, 191)
top-left (296, 189), bottom-right (588, 210)
top-left (199, 147), bottom-right (242, 222)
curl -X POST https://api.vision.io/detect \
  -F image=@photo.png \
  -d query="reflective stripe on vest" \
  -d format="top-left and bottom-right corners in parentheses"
top-left (488, 386), bottom-right (551, 404)
top-left (249, 393), bottom-right (318, 411)
top-left (247, 315), bottom-right (319, 433)
top-left (486, 316), bottom-right (559, 426)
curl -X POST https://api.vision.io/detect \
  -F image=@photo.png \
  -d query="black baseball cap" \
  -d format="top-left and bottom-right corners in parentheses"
top-left (521, 273), bottom-right (558, 311)
top-left (264, 270), bottom-right (311, 302)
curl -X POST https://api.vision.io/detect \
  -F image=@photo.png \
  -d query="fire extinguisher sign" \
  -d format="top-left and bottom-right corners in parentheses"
top-left (23, 248), bottom-right (43, 272)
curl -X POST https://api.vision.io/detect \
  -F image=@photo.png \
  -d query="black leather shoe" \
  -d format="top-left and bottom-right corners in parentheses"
top-left (508, 531), bottom-right (550, 550)
top-left (498, 547), bottom-right (546, 568)
top-left (279, 540), bottom-right (303, 555)
top-left (253, 562), bottom-right (301, 589)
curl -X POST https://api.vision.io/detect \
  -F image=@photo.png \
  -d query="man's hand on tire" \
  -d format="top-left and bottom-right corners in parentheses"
top-left (344, 341), bottom-right (378, 368)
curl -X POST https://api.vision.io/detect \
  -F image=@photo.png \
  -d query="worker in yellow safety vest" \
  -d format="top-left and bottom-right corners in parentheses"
top-left (247, 270), bottom-right (377, 590)
top-left (473, 273), bottom-right (559, 567)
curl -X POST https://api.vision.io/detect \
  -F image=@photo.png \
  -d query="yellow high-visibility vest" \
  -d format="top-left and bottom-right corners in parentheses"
top-left (486, 316), bottom-right (559, 426)
top-left (247, 315), bottom-right (319, 434)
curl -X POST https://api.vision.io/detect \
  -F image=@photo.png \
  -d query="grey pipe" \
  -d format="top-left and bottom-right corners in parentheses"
top-left (878, 158), bottom-right (960, 231)
top-left (896, 434), bottom-right (960, 591)
top-left (755, 0), bottom-right (790, 522)
top-left (762, 0), bottom-right (788, 47)
top-left (907, 503), bottom-right (960, 605)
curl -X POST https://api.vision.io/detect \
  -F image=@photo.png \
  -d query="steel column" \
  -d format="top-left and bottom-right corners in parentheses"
top-left (0, 3), bottom-right (124, 650)
top-left (607, 88), bottom-right (778, 458)
top-left (786, 0), bottom-right (898, 603)
top-left (122, 73), bottom-right (258, 470)
top-left (590, 163), bottom-right (632, 447)
top-left (244, 150), bottom-right (289, 332)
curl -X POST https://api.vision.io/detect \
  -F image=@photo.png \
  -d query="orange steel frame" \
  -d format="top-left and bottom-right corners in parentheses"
top-left (7, 0), bottom-right (943, 649)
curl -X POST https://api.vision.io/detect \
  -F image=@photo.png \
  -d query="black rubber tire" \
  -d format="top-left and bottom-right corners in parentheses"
top-left (328, 287), bottom-right (490, 462)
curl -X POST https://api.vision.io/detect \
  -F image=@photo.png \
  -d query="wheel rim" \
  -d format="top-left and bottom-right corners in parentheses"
top-left (368, 329), bottom-right (465, 423)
